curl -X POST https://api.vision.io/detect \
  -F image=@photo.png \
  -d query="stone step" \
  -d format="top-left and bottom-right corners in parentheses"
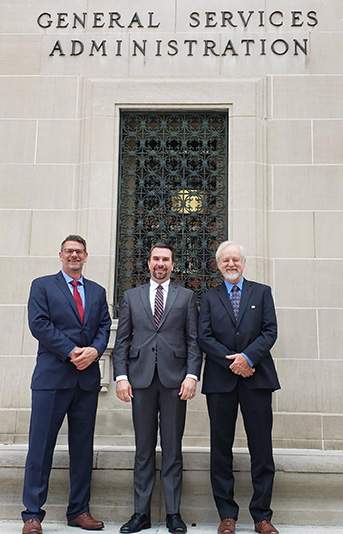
top-left (1, 446), bottom-right (343, 526)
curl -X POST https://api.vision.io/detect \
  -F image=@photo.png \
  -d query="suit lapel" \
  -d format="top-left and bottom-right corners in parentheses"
top-left (217, 279), bottom-right (253, 326)
top-left (236, 279), bottom-right (253, 326)
top-left (83, 278), bottom-right (93, 324)
top-left (139, 282), bottom-right (178, 330)
top-left (158, 283), bottom-right (177, 329)
top-left (139, 284), bottom-right (156, 328)
top-left (54, 271), bottom-right (82, 323)
top-left (217, 282), bottom-right (236, 325)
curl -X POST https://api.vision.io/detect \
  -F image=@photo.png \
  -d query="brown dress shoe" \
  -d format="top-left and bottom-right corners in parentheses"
top-left (218, 518), bottom-right (236, 534)
top-left (22, 518), bottom-right (42, 534)
top-left (255, 520), bottom-right (279, 534)
top-left (68, 511), bottom-right (104, 530)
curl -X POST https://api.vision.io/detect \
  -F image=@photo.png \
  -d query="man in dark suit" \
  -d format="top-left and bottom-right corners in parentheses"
top-left (198, 241), bottom-right (280, 534)
top-left (113, 243), bottom-right (202, 534)
top-left (21, 235), bottom-right (111, 534)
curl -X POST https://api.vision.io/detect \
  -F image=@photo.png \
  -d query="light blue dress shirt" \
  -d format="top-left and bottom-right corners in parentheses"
top-left (61, 269), bottom-right (85, 309)
top-left (224, 277), bottom-right (254, 368)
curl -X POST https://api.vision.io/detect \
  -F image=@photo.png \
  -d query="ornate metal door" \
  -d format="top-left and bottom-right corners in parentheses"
top-left (114, 110), bottom-right (228, 316)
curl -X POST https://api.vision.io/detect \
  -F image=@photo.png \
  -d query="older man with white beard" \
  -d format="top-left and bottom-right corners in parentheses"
top-left (198, 241), bottom-right (280, 534)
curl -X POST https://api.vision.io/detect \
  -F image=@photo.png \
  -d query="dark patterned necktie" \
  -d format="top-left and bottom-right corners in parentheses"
top-left (70, 281), bottom-right (84, 323)
top-left (231, 285), bottom-right (240, 322)
top-left (154, 284), bottom-right (164, 328)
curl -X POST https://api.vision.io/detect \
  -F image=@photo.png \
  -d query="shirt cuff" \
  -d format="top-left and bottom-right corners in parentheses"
top-left (242, 353), bottom-right (254, 367)
top-left (186, 374), bottom-right (198, 381)
top-left (116, 375), bottom-right (128, 381)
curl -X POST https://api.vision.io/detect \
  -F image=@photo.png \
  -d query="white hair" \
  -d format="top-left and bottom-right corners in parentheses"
top-left (215, 241), bottom-right (246, 265)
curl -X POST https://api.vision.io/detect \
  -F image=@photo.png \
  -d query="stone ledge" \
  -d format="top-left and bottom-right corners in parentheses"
top-left (1, 444), bottom-right (342, 473)
top-left (1, 445), bottom-right (342, 525)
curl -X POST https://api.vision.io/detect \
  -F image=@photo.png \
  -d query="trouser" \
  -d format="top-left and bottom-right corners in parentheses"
top-left (22, 385), bottom-right (98, 522)
top-left (132, 370), bottom-right (187, 514)
top-left (206, 382), bottom-right (275, 522)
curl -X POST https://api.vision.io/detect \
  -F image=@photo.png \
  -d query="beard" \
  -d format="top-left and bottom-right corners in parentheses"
top-left (223, 268), bottom-right (242, 283)
top-left (152, 267), bottom-right (168, 281)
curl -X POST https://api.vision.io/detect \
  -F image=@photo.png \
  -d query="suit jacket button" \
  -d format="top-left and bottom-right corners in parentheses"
top-left (236, 331), bottom-right (240, 336)
top-left (152, 347), bottom-right (155, 351)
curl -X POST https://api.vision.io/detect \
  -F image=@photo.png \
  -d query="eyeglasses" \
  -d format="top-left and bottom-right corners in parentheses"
top-left (63, 249), bottom-right (85, 255)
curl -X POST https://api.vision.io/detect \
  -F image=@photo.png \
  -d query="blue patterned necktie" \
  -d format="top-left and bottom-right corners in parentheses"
top-left (154, 284), bottom-right (164, 328)
top-left (231, 285), bottom-right (240, 322)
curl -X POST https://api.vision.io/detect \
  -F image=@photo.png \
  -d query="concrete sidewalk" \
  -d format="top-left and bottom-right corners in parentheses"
top-left (3, 523), bottom-right (343, 534)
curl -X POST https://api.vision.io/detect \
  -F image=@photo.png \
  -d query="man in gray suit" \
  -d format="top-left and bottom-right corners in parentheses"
top-left (113, 243), bottom-right (202, 534)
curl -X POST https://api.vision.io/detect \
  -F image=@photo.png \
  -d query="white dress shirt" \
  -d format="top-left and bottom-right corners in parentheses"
top-left (116, 279), bottom-right (198, 382)
top-left (149, 278), bottom-right (170, 313)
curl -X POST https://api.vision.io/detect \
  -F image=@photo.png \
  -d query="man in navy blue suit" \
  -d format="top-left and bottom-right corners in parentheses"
top-left (199, 241), bottom-right (280, 534)
top-left (22, 235), bottom-right (111, 534)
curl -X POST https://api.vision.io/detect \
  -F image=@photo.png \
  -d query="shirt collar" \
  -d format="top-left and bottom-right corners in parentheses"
top-left (61, 269), bottom-right (84, 286)
top-left (150, 279), bottom-right (171, 291)
top-left (224, 277), bottom-right (244, 294)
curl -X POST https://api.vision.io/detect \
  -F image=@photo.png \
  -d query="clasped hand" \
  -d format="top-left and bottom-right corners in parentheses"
top-left (70, 346), bottom-right (99, 371)
top-left (226, 353), bottom-right (255, 378)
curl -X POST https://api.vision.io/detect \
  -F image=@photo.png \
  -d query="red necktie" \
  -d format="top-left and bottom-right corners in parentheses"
top-left (70, 281), bottom-right (84, 323)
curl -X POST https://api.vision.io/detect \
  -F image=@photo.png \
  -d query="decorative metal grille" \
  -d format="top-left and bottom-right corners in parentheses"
top-left (114, 110), bottom-right (228, 317)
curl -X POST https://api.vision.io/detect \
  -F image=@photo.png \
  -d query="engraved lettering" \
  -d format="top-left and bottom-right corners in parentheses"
top-left (90, 40), bottom-right (107, 55)
top-left (49, 40), bottom-right (65, 56)
top-left (37, 12), bottom-right (52, 29)
top-left (189, 12), bottom-right (200, 28)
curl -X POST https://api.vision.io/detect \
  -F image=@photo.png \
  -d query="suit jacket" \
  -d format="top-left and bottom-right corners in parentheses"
top-left (113, 282), bottom-right (202, 389)
top-left (28, 271), bottom-right (112, 392)
top-left (199, 279), bottom-right (280, 394)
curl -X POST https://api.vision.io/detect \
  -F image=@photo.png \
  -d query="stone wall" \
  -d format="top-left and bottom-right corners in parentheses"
top-left (0, 0), bottom-right (342, 450)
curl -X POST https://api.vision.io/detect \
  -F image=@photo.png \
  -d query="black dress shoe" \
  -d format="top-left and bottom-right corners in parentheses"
top-left (120, 513), bottom-right (151, 533)
top-left (166, 513), bottom-right (187, 533)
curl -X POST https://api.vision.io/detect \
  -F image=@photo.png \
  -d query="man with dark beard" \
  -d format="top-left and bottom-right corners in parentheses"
top-left (198, 241), bottom-right (280, 534)
top-left (113, 243), bottom-right (202, 534)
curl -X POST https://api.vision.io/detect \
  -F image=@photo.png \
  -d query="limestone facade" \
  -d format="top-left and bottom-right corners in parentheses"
top-left (0, 0), bottom-right (342, 451)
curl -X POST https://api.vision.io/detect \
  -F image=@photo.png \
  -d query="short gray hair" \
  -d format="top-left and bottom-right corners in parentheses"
top-left (215, 241), bottom-right (246, 265)
top-left (61, 235), bottom-right (87, 253)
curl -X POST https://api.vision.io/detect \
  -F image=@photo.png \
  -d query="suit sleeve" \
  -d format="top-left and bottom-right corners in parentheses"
top-left (199, 286), bottom-right (278, 370)
top-left (112, 292), bottom-right (133, 378)
top-left (89, 287), bottom-right (112, 357)
top-left (242, 285), bottom-right (277, 366)
top-left (198, 292), bottom-right (236, 370)
top-left (28, 278), bottom-right (76, 361)
top-left (185, 292), bottom-right (202, 378)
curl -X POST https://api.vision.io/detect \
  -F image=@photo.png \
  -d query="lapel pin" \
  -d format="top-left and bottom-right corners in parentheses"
top-left (251, 305), bottom-right (256, 309)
